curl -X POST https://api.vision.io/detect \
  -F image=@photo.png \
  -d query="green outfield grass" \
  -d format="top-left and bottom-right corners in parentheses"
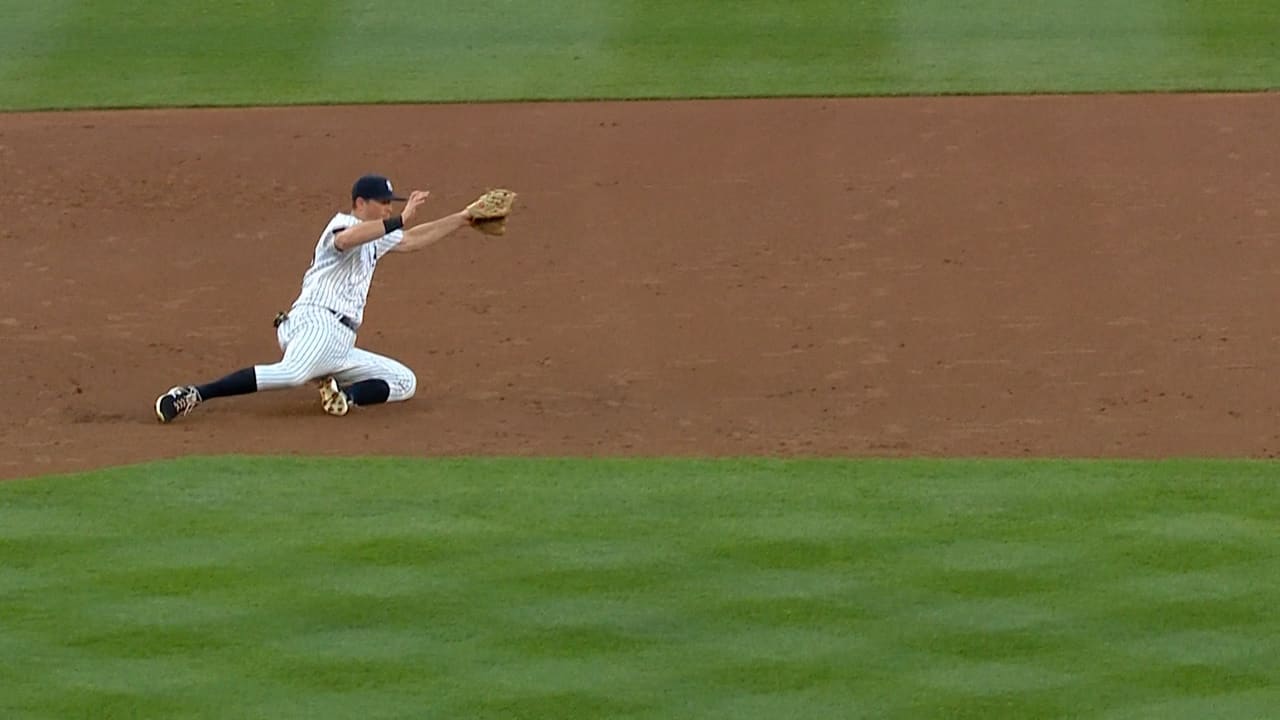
top-left (2, 457), bottom-right (1278, 719)
top-left (0, 0), bottom-right (1276, 110)
top-left (5, 2), bottom-right (1280, 718)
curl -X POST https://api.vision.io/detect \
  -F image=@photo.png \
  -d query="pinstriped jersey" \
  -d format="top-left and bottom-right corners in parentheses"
top-left (290, 212), bottom-right (403, 328)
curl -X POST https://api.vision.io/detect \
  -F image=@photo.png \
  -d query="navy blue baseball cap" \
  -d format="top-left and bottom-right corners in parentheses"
top-left (351, 174), bottom-right (407, 202)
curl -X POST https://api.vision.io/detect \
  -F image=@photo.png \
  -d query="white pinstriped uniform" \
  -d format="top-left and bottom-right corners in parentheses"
top-left (252, 212), bottom-right (417, 401)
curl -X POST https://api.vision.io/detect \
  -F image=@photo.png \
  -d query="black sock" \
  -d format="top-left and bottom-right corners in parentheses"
top-left (196, 367), bottom-right (258, 400)
top-left (346, 379), bottom-right (390, 406)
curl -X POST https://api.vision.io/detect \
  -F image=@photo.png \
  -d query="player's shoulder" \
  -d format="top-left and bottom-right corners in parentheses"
top-left (315, 212), bottom-right (359, 253)
top-left (326, 211), bottom-right (359, 231)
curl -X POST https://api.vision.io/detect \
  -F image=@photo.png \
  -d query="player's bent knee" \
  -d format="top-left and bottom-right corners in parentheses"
top-left (392, 371), bottom-right (416, 402)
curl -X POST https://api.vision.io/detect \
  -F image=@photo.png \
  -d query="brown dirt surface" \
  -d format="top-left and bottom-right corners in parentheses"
top-left (1, 93), bottom-right (1277, 479)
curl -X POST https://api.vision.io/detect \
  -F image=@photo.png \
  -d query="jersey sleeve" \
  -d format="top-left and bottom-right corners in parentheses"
top-left (372, 229), bottom-right (404, 258)
top-left (323, 214), bottom-right (360, 252)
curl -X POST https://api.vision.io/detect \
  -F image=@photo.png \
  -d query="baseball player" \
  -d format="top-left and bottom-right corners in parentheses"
top-left (154, 174), bottom-right (515, 423)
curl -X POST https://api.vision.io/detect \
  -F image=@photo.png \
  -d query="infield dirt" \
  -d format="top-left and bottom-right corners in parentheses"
top-left (1, 93), bottom-right (1277, 479)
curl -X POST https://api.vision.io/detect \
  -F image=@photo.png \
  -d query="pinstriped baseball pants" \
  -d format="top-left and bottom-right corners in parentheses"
top-left (252, 304), bottom-right (416, 401)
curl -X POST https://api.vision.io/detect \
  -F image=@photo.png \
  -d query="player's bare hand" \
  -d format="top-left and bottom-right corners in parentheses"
top-left (401, 190), bottom-right (430, 224)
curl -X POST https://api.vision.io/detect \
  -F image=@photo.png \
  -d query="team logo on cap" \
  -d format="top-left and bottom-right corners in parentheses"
top-left (386, 180), bottom-right (394, 192)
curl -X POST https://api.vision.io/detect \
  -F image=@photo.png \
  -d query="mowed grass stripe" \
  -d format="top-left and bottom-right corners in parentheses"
top-left (884, 0), bottom-right (1185, 93)
top-left (317, 0), bottom-right (627, 105)
top-left (1, 1), bottom-right (1278, 110)
top-left (0, 0), bottom-right (79, 109)
top-left (2, 457), bottom-right (1279, 718)
top-left (0, 0), bottom-right (345, 110)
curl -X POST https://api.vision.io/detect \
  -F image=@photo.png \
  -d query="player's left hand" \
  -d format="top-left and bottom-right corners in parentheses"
top-left (401, 190), bottom-right (430, 225)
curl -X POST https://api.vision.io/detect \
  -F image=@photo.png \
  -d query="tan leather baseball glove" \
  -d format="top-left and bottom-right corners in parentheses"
top-left (465, 188), bottom-right (518, 236)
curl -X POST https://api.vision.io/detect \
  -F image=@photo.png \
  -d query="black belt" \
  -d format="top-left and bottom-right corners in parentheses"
top-left (332, 311), bottom-right (358, 331)
top-left (273, 309), bottom-right (357, 332)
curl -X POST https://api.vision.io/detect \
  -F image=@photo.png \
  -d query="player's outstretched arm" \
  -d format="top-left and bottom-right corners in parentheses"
top-left (392, 210), bottom-right (473, 253)
top-left (334, 191), bottom-right (431, 251)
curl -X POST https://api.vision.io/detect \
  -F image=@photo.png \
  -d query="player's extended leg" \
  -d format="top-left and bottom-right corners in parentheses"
top-left (155, 310), bottom-right (355, 423)
top-left (316, 347), bottom-right (417, 416)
